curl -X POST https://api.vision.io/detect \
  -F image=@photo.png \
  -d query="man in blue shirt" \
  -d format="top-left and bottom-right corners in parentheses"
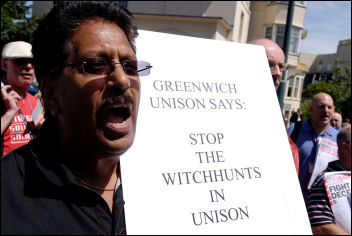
top-left (288, 92), bottom-right (338, 204)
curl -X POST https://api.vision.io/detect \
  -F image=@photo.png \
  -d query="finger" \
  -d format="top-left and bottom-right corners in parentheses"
top-left (4, 85), bottom-right (13, 93)
top-left (2, 85), bottom-right (12, 90)
top-left (1, 85), bottom-right (10, 96)
top-left (10, 93), bottom-right (21, 100)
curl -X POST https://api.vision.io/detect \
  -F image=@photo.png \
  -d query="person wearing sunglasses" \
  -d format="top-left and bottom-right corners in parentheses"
top-left (1, 41), bottom-right (44, 156)
top-left (1, 2), bottom-right (152, 235)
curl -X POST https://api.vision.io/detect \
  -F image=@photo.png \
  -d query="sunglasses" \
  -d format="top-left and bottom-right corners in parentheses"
top-left (51, 57), bottom-right (152, 77)
top-left (12, 58), bottom-right (33, 65)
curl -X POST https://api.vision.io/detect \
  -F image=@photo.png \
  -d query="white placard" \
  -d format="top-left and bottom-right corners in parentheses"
top-left (308, 137), bottom-right (338, 189)
top-left (323, 171), bottom-right (351, 233)
top-left (121, 30), bottom-right (312, 235)
top-left (31, 99), bottom-right (43, 121)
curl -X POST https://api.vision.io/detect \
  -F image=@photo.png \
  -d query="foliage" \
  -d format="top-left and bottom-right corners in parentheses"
top-left (331, 65), bottom-right (351, 88)
top-left (301, 66), bottom-right (351, 120)
top-left (300, 98), bottom-right (312, 121)
top-left (1, 1), bottom-right (47, 50)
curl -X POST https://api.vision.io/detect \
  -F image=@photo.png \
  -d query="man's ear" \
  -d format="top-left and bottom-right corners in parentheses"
top-left (1, 59), bottom-right (8, 72)
top-left (41, 77), bottom-right (61, 117)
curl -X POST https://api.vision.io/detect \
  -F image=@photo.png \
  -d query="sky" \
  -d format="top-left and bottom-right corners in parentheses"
top-left (299, 1), bottom-right (351, 55)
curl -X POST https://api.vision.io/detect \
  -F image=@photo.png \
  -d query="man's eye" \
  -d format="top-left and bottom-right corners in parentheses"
top-left (84, 60), bottom-right (106, 74)
top-left (123, 61), bottom-right (138, 75)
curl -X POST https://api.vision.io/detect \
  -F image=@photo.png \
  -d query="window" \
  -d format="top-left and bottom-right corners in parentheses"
top-left (320, 75), bottom-right (327, 82)
top-left (312, 74), bottom-right (316, 83)
top-left (273, 25), bottom-right (301, 54)
top-left (275, 25), bottom-right (286, 50)
top-left (287, 77), bottom-right (294, 97)
top-left (294, 78), bottom-right (300, 98)
top-left (265, 27), bottom-right (273, 40)
top-left (295, 1), bottom-right (306, 6)
top-left (289, 27), bottom-right (300, 54)
top-left (327, 64), bottom-right (332, 71)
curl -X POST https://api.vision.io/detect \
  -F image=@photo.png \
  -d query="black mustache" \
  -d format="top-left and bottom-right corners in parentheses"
top-left (99, 92), bottom-right (134, 111)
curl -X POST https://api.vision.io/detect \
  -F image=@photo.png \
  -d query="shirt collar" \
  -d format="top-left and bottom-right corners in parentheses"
top-left (304, 118), bottom-right (337, 137)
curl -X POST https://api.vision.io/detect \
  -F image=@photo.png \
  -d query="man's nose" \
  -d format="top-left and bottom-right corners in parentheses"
top-left (322, 106), bottom-right (330, 113)
top-left (271, 64), bottom-right (281, 75)
top-left (106, 64), bottom-right (131, 91)
top-left (23, 61), bottom-right (34, 69)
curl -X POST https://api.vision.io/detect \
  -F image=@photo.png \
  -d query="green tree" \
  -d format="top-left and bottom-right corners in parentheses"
top-left (1, 1), bottom-right (46, 50)
top-left (301, 65), bottom-right (351, 120)
top-left (330, 66), bottom-right (351, 120)
top-left (299, 98), bottom-right (312, 121)
top-left (329, 65), bottom-right (351, 91)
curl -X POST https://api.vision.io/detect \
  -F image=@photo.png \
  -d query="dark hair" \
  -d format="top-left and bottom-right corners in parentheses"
top-left (32, 1), bottom-right (138, 85)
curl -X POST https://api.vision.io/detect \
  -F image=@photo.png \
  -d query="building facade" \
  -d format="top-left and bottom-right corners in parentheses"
top-left (302, 39), bottom-right (351, 89)
top-left (33, 1), bottom-right (308, 126)
top-left (247, 1), bottom-right (307, 126)
top-left (128, 1), bottom-right (251, 43)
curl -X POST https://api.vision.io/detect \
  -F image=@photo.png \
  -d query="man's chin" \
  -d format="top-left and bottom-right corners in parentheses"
top-left (273, 79), bottom-right (281, 90)
top-left (321, 118), bottom-right (330, 125)
top-left (97, 133), bottom-right (135, 157)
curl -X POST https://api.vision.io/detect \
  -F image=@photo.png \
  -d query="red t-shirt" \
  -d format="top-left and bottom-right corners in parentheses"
top-left (3, 93), bottom-right (38, 156)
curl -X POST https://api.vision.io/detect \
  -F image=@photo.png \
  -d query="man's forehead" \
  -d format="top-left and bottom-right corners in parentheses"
top-left (67, 21), bottom-right (135, 59)
top-left (333, 113), bottom-right (342, 118)
top-left (313, 99), bottom-right (334, 107)
top-left (312, 93), bottom-right (333, 105)
top-left (266, 46), bottom-right (285, 62)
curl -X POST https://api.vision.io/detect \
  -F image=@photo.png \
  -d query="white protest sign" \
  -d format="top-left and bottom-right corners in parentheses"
top-left (121, 30), bottom-right (312, 235)
top-left (323, 171), bottom-right (351, 233)
top-left (308, 138), bottom-right (338, 189)
top-left (31, 99), bottom-right (43, 122)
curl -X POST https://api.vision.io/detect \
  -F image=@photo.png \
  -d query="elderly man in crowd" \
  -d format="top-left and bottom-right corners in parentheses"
top-left (1, 2), bottom-right (152, 235)
top-left (331, 112), bottom-right (343, 131)
top-left (248, 38), bottom-right (285, 90)
top-left (249, 38), bottom-right (299, 174)
top-left (1, 41), bottom-right (44, 156)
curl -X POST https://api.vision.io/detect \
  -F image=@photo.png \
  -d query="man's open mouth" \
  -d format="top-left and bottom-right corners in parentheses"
top-left (98, 96), bottom-right (134, 137)
top-left (104, 105), bottom-right (132, 125)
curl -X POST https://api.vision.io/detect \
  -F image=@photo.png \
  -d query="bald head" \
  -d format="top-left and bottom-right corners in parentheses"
top-left (331, 112), bottom-right (342, 129)
top-left (249, 39), bottom-right (285, 90)
top-left (310, 93), bottom-right (335, 132)
top-left (311, 93), bottom-right (334, 106)
top-left (249, 39), bottom-right (283, 52)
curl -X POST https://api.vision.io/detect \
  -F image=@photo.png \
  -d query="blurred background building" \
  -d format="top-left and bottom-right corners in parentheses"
top-left (33, 1), bottom-right (350, 126)
top-left (302, 39), bottom-right (351, 89)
